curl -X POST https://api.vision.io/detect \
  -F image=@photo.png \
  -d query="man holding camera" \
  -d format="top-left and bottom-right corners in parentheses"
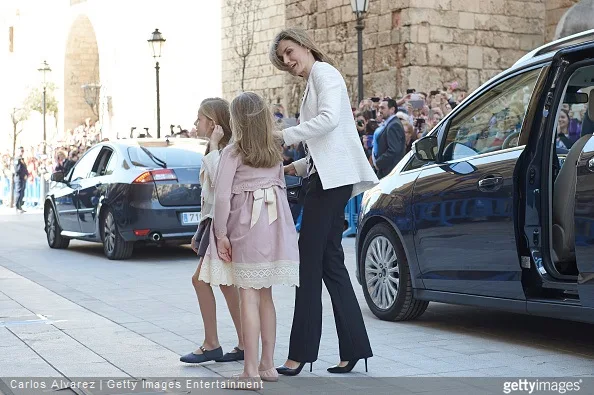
top-left (373, 98), bottom-right (406, 178)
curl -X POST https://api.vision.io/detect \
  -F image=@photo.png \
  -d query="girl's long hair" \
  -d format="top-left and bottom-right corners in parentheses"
top-left (198, 98), bottom-right (232, 154)
top-left (230, 92), bottom-right (282, 168)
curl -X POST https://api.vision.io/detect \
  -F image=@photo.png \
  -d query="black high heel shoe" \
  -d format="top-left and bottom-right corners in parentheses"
top-left (276, 361), bottom-right (313, 376)
top-left (327, 358), bottom-right (368, 373)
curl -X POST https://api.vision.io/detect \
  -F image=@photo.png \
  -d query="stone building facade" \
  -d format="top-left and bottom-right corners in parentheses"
top-left (222, 0), bottom-right (581, 115)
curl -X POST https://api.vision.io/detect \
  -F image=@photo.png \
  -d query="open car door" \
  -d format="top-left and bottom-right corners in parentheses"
top-left (574, 127), bottom-right (594, 307)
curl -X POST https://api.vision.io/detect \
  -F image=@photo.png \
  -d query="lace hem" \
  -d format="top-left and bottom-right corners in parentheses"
top-left (232, 179), bottom-right (285, 194)
top-left (198, 258), bottom-right (299, 289)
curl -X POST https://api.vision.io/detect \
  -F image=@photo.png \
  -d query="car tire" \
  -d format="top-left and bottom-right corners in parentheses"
top-left (45, 205), bottom-right (70, 249)
top-left (101, 209), bottom-right (133, 260)
top-left (360, 223), bottom-right (428, 321)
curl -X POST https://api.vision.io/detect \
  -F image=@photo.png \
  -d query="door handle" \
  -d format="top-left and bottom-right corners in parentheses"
top-left (478, 176), bottom-right (504, 191)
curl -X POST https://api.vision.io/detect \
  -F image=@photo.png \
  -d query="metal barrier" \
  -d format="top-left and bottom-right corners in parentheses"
top-left (343, 194), bottom-right (363, 237)
top-left (291, 193), bottom-right (363, 237)
top-left (0, 175), bottom-right (46, 208)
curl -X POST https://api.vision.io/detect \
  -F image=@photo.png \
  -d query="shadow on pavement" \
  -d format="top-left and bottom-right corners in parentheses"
top-left (398, 302), bottom-right (594, 355)
top-left (65, 242), bottom-right (197, 263)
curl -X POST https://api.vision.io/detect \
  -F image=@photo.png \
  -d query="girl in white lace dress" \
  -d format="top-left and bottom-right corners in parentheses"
top-left (180, 98), bottom-right (244, 365)
top-left (199, 92), bottom-right (299, 383)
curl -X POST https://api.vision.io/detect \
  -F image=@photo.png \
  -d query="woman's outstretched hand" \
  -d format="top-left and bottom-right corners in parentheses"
top-left (284, 163), bottom-right (296, 175)
top-left (217, 236), bottom-right (232, 263)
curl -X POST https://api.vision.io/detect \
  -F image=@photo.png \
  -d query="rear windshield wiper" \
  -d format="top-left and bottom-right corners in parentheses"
top-left (139, 146), bottom-right (167, 168)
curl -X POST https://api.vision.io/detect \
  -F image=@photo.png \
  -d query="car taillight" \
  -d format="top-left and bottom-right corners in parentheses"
top-left (133, 169), bottom-right (177, 184)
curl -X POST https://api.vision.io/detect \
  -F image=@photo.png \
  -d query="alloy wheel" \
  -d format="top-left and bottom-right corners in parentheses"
top-left (47, 208), bottom-right (56, 245)
top-left (365, 235), bottom-right (400, 310)
top-left (104, 213), bottom-right (116, 254)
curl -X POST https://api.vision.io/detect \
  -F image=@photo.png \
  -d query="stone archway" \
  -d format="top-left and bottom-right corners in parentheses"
top-left (64, 14), bottom-right (99, 132)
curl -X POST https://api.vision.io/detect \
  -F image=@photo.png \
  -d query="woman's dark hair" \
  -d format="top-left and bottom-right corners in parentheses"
top-left (362, 110), bottom-right (374, 121)
top-left (366, 119), bottom-right (379, 135)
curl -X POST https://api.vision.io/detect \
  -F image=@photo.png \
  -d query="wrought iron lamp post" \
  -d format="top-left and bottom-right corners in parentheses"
top-left (37, 60), bottom-right (51, 154)
top-left (148, 29), bottom-right (166, 138)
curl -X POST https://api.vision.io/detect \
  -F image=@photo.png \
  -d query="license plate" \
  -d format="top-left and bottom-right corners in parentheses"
top-left (181, 212), bottom-right (201, 225)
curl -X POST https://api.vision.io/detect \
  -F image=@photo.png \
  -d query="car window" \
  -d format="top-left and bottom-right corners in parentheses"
top-left (127, 146), bottom-right (203, 168)
top-left (442, 68), bottom-right (541, 162)
top-left (69, 146), bottom-right (101, 182)
top-left (90, 148), bottom-right (115, 177)
top-left (104, 151), bottom-right (118, 176)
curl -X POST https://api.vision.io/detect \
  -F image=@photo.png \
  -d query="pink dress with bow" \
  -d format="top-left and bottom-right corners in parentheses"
top-left (198, 144), bottom-right (299, 289)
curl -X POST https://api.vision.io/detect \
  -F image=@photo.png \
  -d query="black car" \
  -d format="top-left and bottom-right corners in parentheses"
top-left (44, 138), bottom-right (208, 259)
top-left (356, 29), bottom-right (594, 323)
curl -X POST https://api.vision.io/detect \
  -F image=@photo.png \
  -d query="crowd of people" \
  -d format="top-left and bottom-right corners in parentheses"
top-left (0, 118), bottom-right (103, 208)
top-left (1, 118), bottom-right (101, 183)
top-left (278, 84), bottom-right (467, 177)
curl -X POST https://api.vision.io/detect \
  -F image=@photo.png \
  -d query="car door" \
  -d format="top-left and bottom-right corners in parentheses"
top-left (53, 176), bottom-right (79, 233)
top-left (574, 112), bottom-right (594, 307)
top-left (412, 67), bottom-right (544, 299)
top-left (77, 147), bottom-right (116, 234)
top-left (62, 146), bottom-right (102, 234)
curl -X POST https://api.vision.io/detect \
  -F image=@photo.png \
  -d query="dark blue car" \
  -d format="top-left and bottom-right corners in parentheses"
top-left (44, 138), bottom-right (208, 260)
top-left (356, 30), bottom-right (594, 323)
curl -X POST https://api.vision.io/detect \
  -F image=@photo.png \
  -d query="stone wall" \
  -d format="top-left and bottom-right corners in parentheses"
top-left (402, 0), bottom-right (545, 98)
top-left (282, 0), bottom-right (547, 114)
top-left (221, 0), bottom-right (587, 115)
top-left (546, 0), bottom-right (580, 41)
top-left (221, 0), bottom-right (286, 106)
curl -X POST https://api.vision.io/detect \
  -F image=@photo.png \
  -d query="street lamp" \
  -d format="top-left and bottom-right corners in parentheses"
top-left (350, 0), bottom-right (369, 104)
top-left (148, 28), bottom-right (166, 138)
top-left (37, 60), bottom-right (51, 154)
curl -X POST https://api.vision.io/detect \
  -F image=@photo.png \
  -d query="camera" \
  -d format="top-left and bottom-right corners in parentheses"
top-left (415, 118), bottom-right (425, 128)
top-left (370, 97), bottom-right (381, 103)
top-left (357, 120), bottom-right (365, 127)
top-left (407, 89), bottom-right (416, 94)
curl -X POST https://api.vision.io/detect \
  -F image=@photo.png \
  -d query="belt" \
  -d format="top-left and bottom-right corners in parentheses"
top-left (251, 187), bottom-right (278, 228)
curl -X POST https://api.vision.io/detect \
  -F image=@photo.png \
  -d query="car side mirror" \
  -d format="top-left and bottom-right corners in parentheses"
top-left (51, 171), bottom-right (65, 183)
top-left (412, 135), bottom-right (438, 162)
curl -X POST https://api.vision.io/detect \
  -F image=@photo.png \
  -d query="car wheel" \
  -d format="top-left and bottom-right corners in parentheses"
top-left (101, 209), bottom-right (133, 260)
top-left (45, 206), bottom-right (70, 249)
top-left (360, 223), bottom-right (428, 321)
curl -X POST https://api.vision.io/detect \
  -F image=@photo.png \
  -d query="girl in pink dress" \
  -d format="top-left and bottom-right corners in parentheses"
top-left (199, 92), bottom-right (299, 384)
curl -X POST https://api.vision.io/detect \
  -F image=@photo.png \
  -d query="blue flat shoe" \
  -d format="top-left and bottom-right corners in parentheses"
top-left (216, 346), bottom-right (244, 362)
top-left (180, 346), bottom-right (223, 363)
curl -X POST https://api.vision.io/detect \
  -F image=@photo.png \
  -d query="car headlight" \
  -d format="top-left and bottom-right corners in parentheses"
top-left (360, 188), bottom-right (380, 219)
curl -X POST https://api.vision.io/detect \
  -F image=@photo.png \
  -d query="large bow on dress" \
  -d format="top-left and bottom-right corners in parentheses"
top-left (250, 187), bottom-right (278, 228)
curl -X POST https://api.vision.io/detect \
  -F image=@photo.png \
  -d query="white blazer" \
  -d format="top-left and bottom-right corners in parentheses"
top-left (282, 61), bottom-right (379, 198)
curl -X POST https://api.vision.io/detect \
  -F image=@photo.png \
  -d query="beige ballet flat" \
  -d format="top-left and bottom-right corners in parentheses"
top-left (228, 373), bottom-right (262, 391)
top-left (258, 367), bottom-right (279, 382)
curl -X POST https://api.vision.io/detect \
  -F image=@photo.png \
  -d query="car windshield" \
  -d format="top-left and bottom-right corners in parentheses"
top-left (127, 145), bottom-right (203, 168)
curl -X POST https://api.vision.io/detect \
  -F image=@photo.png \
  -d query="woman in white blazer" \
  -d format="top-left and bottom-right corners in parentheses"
top-left (270, 28), bottom-right (378, 376)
